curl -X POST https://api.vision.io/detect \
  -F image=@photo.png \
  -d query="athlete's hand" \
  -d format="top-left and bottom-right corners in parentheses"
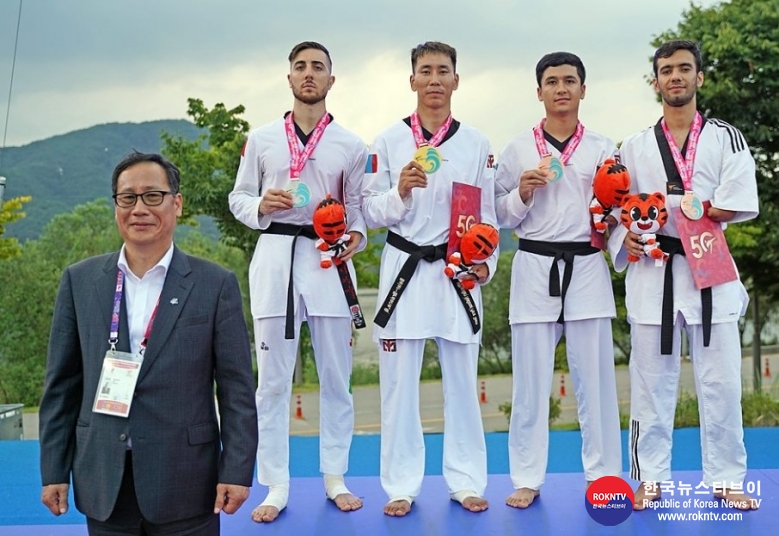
top-left (398, 161), bottom-right (428, 200)
top-left (707, 207), bottom-right (736, 222)
top-left (518, 168), bottom-right (548, 204)
top-left (624, 231), bottom-right (643, 258)
top-left (259, 188), bottom-right (294, 215)
top-left (463, 263), bottom-right (490, 285)
top-left (338, 231), bottom-right (363, 263)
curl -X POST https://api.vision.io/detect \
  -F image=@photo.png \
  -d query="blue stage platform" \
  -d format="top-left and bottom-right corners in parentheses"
top-left (1, 429), bottom-right (776, 535)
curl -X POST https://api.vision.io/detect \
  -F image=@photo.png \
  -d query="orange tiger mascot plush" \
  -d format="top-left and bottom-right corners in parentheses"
top-left (313, 195), bottom-right (350, 269)
top-left (444, 223), bottom-right (500, 290)
top-left (590, 157), bottom-right (631, 232)
top-left (620, 192), bottom-right (668, 263)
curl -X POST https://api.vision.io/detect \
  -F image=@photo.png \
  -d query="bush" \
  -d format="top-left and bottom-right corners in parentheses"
top-left (741, 389), bottom-right (779, 426)
top-left (499, 396), bottom-right (562, 425)
top-left (674, 391), bottom-right (700, 428)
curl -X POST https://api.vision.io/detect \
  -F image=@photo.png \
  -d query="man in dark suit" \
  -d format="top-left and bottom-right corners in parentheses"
top-left (39, 152), bottom-right (258, 535)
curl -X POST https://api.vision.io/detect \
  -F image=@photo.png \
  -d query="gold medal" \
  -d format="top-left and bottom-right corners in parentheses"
top-left (539, 155), bottom-right (564, 182)
top-left (414, 145), bottom-right (443, 174)
top-left (681, 191), bottom-right (704, 220)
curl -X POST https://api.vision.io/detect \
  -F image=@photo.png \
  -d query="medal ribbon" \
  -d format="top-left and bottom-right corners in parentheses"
top-left (661, 111), bottom-right (702, 191)
top-left (532, 119), bottom-right (585, 165)
top-left (285, 112), bottom-right (331, 179)
top-left (410, 111), bottom-right (452, 148)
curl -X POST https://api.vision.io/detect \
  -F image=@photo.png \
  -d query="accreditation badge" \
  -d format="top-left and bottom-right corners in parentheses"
top-left (414, 145), bottom-right (443, 174)
top-left (93, 350), bottom-right (143, 418)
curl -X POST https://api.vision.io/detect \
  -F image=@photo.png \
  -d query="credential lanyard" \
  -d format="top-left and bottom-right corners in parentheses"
top-left (107, 270), bottom-right (160, 355)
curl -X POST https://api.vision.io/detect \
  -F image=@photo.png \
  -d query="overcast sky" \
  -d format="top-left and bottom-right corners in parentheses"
top-left (0, 0), bottom-right (719, 155)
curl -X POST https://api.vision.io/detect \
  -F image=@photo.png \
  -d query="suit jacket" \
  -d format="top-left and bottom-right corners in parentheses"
top-left (39, 246), bottom-right (258, 524)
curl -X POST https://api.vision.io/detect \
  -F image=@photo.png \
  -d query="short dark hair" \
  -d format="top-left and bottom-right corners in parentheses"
top-left (653, 40), bottom-right (702, 76)
top-left (111, 152), bottom-right (181, 195)
top-left (535, 52), bottom-right (586, 86)
top-left (411, 41), bottom-right (457, 72)
top-left (288, 41), bottom-right (332, 71)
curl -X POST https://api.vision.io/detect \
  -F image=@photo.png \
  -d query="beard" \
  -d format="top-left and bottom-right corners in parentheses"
top-left (292, 86), bottom-right (328, 105)
top-left (662, 88), bottom-right (696, 108)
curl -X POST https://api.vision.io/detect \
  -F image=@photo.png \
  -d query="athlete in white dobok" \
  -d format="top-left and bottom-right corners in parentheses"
top-left (363, 41), bottom-right (498, 517)
top-left (495, 51), bottom-right (622, 509)
top-left (608, 39), bottom-right (759, 511)
top-left (229, 41), bottom-right (367, 523)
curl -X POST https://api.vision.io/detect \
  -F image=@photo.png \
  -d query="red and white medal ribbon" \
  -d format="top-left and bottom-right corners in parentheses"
top-left (532, 119), bottom-right (584, 182)
top-left (661, 111), bottom-right (704, 220)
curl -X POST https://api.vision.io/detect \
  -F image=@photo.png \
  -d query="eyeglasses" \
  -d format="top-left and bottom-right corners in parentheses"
top-left (113, 190), bottom-right (175, 208)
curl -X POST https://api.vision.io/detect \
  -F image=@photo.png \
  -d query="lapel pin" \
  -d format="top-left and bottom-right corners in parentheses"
top-left (170, 298), bottom-right (179, 305)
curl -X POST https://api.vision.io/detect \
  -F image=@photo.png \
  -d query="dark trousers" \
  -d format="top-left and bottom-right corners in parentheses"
top-left (86, 452), bottom-right (219, 536)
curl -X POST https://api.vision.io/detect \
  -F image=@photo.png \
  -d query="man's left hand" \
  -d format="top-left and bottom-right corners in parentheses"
top-left (213, 483), bottom-right (250, 515)
top-left (338, 231), bottom-right (364, 263)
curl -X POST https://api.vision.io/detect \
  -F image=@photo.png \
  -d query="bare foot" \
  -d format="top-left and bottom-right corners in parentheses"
top-left (333, 492), bottom-right (363, 512)
top-left (461, 496), bottom-right (489, 512)
top-left (506, 488), bottom-right (539, 509)
top-left (714, 489), bottom-right (760, 510)
top-left (632, 482), bottom-right (661, 511)
top-left (251, 504), bottom-right (280, 523)
top-left (384, 499), bottom-right (412, 517)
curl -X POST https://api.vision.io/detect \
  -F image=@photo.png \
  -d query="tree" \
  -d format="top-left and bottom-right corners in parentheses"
top-left (0, 196), bottom-right (31, 260)
top-left (654, 0), bottom-right (779, 387)
top-left (0, 201), bottom-right (121, 405)
top-left (161, 98), bottom-right (256, 255)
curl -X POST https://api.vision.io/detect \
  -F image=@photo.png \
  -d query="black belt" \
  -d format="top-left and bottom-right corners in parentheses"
top-left (263, 223), bottom-right (365, 339)
top-left (518, 239), bottom-right (600, 324)
top-left (374, 231), bottom-right (480, 334)
top-left (656, 235), bottom-right (712, 355)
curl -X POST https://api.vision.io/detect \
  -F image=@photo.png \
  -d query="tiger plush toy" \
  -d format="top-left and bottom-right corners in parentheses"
top-left (313, 195), bottom-right (350, 269)
top-left (444, 223), bottom-right (500, 290)
top-left (590, 157), bottom-right (631, 232)
top-left (620, 192), bottom-right (668, 263)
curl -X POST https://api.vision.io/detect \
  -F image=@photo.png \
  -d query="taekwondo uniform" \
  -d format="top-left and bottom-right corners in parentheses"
top-left (363, 117), bottom-right (497, 502)
top-left (609, 116), bottom-right (758, 486)
top-left (495, 127), bottom-right (622, 490)
top-left (229, 113), bottom-right (367, 487)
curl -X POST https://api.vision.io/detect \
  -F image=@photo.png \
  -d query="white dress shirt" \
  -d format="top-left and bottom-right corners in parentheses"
top-left (117, 244), bottom-right (174, 354)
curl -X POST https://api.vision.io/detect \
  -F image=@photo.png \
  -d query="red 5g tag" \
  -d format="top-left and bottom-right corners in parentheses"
top-left (448, 182), bottom-right (482, 258)
top-left (673, 202), bottom-right (737, 290)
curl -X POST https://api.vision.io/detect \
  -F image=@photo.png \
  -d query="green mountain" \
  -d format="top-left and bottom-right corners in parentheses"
top-left (0, 120), bottom-right (202, 240)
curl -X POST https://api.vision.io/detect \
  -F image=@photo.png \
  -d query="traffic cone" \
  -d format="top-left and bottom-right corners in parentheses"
top-left (479, 380), bottom-right (487, 404)
top-left (295, 394), bottom-right (304, 419)
top-left (764, 358), bottom-right (771, 379)
top-left (559, 374), bottom-right (566, 397)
